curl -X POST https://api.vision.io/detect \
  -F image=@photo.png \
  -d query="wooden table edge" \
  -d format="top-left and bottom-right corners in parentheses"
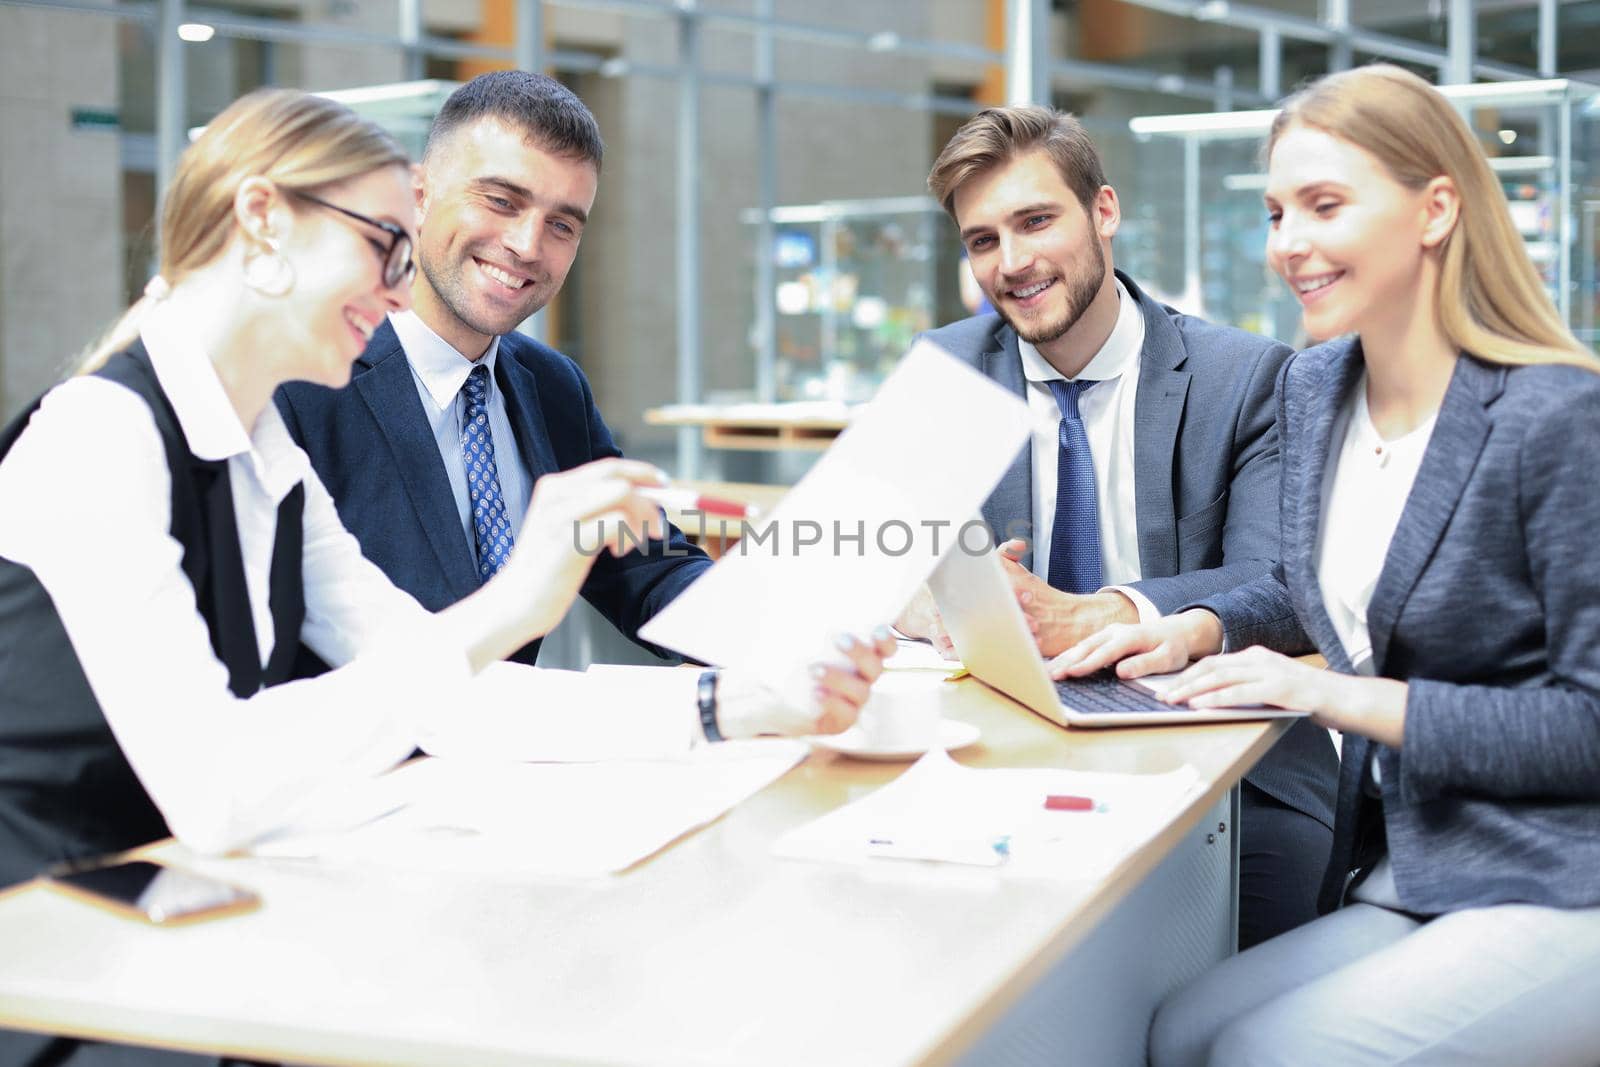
top-left (908, 717), bottom-right (1292, 1067)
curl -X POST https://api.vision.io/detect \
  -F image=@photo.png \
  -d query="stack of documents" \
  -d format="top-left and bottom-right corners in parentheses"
top-left (254, 740), bottom-right (808, 878)
top-left (253, 661), bottom-right (806, 878)
top-left (772, 749), bottom-right (1204, 880)
top-left (417, 662), bottom-right (701, 763)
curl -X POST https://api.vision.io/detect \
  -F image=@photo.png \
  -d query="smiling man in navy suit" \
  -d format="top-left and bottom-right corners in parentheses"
top-left (277, 72), bottom-right (710, 669)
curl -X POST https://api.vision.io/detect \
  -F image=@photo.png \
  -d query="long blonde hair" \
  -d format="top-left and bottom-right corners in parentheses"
top-left (79, 89), bottom-right (408, 374)
top-left (1269, 64), bottom-right (1593, 369)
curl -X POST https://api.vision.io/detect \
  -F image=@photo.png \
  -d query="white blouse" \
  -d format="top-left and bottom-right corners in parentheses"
top-left (0, 311), bottom-right (472, 856)
top-left (1313, 373), bottom-right (1437, 675)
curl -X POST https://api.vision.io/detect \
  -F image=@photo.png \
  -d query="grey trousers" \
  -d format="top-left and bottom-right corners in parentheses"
top-left (1148, 901), bottom-right (1600, 1067)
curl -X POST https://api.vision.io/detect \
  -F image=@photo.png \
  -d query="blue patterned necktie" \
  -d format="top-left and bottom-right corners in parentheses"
top-left (460, 364), bottom-right (515, 581)
top-left (1045, 378), bottom-right (1104, 594)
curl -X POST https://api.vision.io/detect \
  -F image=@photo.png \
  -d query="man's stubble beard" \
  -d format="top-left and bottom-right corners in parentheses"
top-left (999, 239), bottom-right (1107, 348)
top-left (420, 249), bottom-right (551, 340)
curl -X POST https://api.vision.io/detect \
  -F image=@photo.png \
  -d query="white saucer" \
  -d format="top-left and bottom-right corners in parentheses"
top-left (813, 720), bottom-right (982, 762)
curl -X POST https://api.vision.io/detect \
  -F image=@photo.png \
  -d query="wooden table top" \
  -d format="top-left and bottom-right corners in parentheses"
top-left (0, 680), bottom-right (1287, 1067)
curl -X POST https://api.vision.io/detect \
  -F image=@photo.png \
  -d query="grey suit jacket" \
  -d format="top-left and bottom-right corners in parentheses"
top-left (922, 271), bottom-right (1337, 828)
top-left (1201, 337), bottom-right (1600, 914)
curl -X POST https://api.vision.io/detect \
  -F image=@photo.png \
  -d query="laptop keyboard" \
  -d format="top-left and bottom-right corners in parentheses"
top-left (1054, 670), bottom-right (1177, 714)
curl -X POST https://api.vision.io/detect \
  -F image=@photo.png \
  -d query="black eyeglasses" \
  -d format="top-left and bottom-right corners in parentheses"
top-left (290, 191), bottom-right (416, 290)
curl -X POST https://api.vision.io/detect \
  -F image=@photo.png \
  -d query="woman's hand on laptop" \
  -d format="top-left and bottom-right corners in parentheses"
top-left (1048, 608), bottom-right (1225, 680)
top-left (1160, 646), bottom-right (1408, 743)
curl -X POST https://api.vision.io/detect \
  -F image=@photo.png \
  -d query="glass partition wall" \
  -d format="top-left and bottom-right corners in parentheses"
top-left (1, 0), bottom-right (1590, 452)
top-left (1125, 79), bottom-right (1600, 348)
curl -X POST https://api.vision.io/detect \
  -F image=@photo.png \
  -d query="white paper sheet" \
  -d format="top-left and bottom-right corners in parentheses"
top-left (253, 741), bottom-right (807, 878)
top-left (637, 341), bottom-right (1030, 692)
top-left (882, 638), bottom-right (964, 673)
top-left (772, 749), bottom-right (1205, 880)
top-left (417, 662), bottom-right (699, 763)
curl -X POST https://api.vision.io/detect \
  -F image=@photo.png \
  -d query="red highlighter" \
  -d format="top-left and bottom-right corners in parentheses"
top-left (638, 487), bottom-right (759, 519)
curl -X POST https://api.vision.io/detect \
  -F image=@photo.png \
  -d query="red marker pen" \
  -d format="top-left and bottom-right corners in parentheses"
top-left (638, 487), bottom-right (761, 520)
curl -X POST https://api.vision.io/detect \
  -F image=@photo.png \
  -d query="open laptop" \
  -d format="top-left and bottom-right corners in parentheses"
top-left (926, 545), bottom-right (1309, 728)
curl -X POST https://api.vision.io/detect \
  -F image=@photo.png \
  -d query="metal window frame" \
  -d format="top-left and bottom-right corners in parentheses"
top-left (2, 0), bottom-right (1574, 472)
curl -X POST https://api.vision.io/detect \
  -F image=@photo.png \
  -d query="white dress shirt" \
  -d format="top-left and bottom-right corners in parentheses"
top-left (390, 310), bottom-right (531, 562)
top-left (1313, 373), bottom-right (1437, 674)
top-left (0, 309), bottom-right (473, 856)
top-left (1018, 278), bottom-right (1159, 621)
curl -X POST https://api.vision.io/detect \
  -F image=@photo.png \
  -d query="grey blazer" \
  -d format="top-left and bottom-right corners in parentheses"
top-left (921, 271), bottom-right (1337, 829)
top-left (1201, 337), bottom-right (1600, 914)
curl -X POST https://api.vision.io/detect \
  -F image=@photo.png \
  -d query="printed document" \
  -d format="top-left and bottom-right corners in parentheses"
top-left (773, 748), bottom-right (1205, 880)
top-left (253, 740), bottom-right (808, 878)
top-left (638, 341), bottom-right (1030, 694)
top-left (417, 662), bottom-right (699, 763)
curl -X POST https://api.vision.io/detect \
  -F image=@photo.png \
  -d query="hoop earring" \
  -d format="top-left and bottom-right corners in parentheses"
top-left (243, 237), bottom-right (294, 298)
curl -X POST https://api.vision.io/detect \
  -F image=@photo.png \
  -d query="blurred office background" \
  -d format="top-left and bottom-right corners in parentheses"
top-left (3, 0), bottom-right (1597, 669)
top-left (26, 1), bottom-right (976, 445)
top-left (5, 1), bottom-right (1600, 440)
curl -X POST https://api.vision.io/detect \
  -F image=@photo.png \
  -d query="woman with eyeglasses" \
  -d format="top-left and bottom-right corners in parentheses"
top-left (0, 87), bottom-right (892, 924)
top-left (1047, 64), bottom-right (1600, 1065)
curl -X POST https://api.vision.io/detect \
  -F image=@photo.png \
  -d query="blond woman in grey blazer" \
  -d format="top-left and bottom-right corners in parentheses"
top-left (1054, 64), bottom-right (1600, 1067)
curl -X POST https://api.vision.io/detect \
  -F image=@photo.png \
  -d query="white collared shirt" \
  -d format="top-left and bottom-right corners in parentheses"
top-left (0, 307), bottom-right (473, 856)
top-left (1314, 373), bottom-right (1437, 673)
top-left (390, 310), bottom-right (531, 562)
top-left (1018, 278), bottom-right (1158, 620)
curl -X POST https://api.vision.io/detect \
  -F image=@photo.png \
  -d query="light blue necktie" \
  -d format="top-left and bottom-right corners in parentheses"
top-left (461, 364), bottom-right (515, 581)
top-left (1045, 378), bottom-right (1104, 594)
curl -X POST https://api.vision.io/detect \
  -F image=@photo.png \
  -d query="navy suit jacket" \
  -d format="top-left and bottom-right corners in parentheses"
top-left (275, 321), bottom-right (710, 666)
top-left (921, 271), bottom-right (1338, 830)
top-left (1201, 338), bottom-right (1600, 914)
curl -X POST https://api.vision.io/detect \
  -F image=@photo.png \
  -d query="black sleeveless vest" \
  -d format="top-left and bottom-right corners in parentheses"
top-left (0, 344), bottom-right (306, 888)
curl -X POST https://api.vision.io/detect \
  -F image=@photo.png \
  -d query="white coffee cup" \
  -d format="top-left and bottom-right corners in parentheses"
top-left (854, 672), bottom-right (942, 750)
